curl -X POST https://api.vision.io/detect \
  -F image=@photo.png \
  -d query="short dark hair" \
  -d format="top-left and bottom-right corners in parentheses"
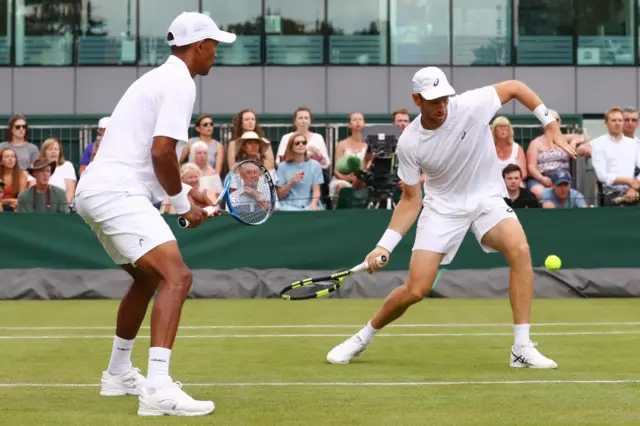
top-left (502, 163), bottom-right (522, 178)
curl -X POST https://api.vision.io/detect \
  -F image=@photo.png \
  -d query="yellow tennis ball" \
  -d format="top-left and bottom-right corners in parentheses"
top-left (545, 255), bottom-right (562, 271)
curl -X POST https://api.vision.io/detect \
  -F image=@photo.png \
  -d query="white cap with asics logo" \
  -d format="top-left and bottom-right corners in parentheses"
top-left (167, 12), bottom-right (237, 46)
top-left (411, 67), bottom-right (456, 100)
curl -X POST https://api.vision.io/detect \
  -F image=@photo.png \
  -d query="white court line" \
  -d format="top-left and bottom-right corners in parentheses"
top-left (1, 379), bottom-right (639, 388)
top-left (1, 330), bottom-right (640, 339)
top-left (2, 321), bottom-right (640, 331)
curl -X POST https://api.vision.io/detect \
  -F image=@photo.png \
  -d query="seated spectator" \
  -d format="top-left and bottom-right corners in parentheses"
top-left (0, 114), bottom-right (39, 170)
top-left (235, 131), bottom-right (276, 180)
top-left (17, 158), bottom-right (68, 213)
top-left (39, 138), bottom-right (77, 204)
top-left (226, 161), bottom-right (274, 213)
top-left (502, 164), bottom-right (539, 209)
top-left (540, 171), bottom-right (586, 209)
top-left (492, 116), bottom-right (527, 179)
top-left (276, 106), bottom-right (330, 169)
top-left (330, 112), bottom-right (369, 200)
top-left (526, 109), bottom-right (586, 198)
top-left (0, 147), bottom-right (30, 212)
top-left (160, 163), bottom-right (216, 214)
top-left (79, 116), bottom-right (109, 175)
top-left (591, 107), bottom-right (640, 206)
top-left (276, 133), bottom-right (325, 211)
top-left (190, 141), bottom-right (222, 194)
top-left (227, 109), bottom-right (275, 170)
top-left (392, 108), bottom-right (411, 131)
top-left (187, 115), bottom-right (224, 171)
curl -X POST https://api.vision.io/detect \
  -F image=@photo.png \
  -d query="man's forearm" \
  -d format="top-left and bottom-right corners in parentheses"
top-left (387, 196), bottom-right (422, 236)
top-left (151, 142), bottom-right (182, 196)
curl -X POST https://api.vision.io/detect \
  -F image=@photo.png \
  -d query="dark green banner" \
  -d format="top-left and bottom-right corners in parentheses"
top-left (0, 208), bottom-right (635, 271)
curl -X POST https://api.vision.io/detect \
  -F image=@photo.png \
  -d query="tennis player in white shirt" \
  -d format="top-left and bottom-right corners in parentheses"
top-left (327, 67), bottom-right (577, 369)
top-left (75, 12), bottom-right (235, 416)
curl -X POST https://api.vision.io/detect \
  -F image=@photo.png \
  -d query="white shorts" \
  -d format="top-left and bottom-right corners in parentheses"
top-left (413, 197), bottom-right (518, 265)
top-left (75, 190), bottom-right (176, 266)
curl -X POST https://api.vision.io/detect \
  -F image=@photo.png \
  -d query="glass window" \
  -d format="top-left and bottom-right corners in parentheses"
top-left (0, 0), bottom-right (9, 64)
top-left (328, 0), bottom-right (388, 65)
top-left (139, 0), bottom-right (198, 66)
top-left (202, 0), bottom-right (261, 65)
top-left (516, 0), bottom-right (574, 65)
top-left (390, 0), bottom-right (450, 65)
top-left (452, 0), bottom-right (511, 65)
top-left (15, 0), bottom-right (79, 66)
top-left (78, 0), bottom-right (137, 65)
top-left (264, 0), bottom-right (324, 65)
top-left (578, 0), bottom-right (634, 65)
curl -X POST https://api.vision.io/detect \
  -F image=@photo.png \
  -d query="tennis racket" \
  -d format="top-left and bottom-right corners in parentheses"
top-left (178, 159), bottom-right (276, 228)
top-left (280, 255), bottom-right (387, 300)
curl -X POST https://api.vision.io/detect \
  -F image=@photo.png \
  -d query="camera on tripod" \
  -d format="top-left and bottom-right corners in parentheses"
top-left (360, 125), bottom-right (403, 208)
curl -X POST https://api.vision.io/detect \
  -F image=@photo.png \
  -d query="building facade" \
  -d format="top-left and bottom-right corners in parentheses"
top-left (0, 0), bottom-right (638, 116)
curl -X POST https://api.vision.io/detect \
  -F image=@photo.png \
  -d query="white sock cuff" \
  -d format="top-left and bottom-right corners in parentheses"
top-left (114, 336), bottom-right (135, 349)
top-left (149, 347), bottom-right (172, 361)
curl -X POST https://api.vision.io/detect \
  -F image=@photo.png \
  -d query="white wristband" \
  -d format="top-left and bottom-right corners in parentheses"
top-left (377, 229), bottom-right (402, 253)
top-left (169, 183), bottom-right (192, 215)
top-left (533, 104), bottom-right (556, 127)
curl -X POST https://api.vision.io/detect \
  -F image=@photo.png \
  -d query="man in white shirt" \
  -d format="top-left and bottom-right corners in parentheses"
top-left (75, 12), bottom-right (236, 417)
top-left (591, 107), bottom-right (640, 206)
top-left (326, 67), bottom-right (577, 369)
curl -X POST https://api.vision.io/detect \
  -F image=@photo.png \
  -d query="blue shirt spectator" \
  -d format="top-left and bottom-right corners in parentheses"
top-left (540, 171), bottom-right (586, 208)
top-left (80, 117), bottom-right (110, 173)
top-left (276, 133), bottom-right (325, 211)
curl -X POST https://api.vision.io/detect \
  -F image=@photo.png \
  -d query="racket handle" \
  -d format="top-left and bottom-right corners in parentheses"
top-left (359, 255), bottom-right (388, 271)
top-left (178, 206), bottom-right (217, 228)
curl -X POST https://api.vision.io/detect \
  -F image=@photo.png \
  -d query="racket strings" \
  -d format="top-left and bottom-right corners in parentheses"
top-left (227, 166), bottom-right (276, 225)
top-left (282, 279), bottom-right (341, 300)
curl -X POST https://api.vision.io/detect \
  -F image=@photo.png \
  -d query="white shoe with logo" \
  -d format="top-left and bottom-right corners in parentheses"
top-left (100, 367), bottom-right (147, 396)
top-left (510, 341), bottom-right (558, 369)
top-left (138, 380), bottom-right (215, 417)
top-left (326, 335), bottom-right (369, 365)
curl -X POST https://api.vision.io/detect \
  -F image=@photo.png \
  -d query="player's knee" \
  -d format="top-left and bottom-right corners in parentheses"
top-left (506, 242), bottom-right (531, 264)
top-left (163, 266), bottom-right (193, 295)
top-left (405, 282), bottom-right (430, 303)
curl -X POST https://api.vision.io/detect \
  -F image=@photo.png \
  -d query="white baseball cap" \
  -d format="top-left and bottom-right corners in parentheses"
top-left (167, 12), bottom-right (236, 46)
top-left (98, 116), bottom-right (110, 129)
top-left (412, 67), bottom-right (455, 100)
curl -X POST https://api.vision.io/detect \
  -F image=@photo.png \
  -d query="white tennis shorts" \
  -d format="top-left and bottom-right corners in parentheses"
top-left (413, 197), bottom-right (518, 265)
top-left (75, 190), bottom-right (176, 266)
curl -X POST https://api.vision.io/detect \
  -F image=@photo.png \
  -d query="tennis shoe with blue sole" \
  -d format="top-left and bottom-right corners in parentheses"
top-left (100, 367), bottom-right (147, 396)
top-left (138, 379), bottom-right (215, 416)
top-left (509, 341), bottom-right (558, 369)
top-left (326, 335), bottom-right (368, 365)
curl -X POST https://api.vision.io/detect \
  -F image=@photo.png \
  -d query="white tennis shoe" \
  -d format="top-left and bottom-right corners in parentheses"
top-left (100, 367), bottom-right (147, 396)
top-left (326, 335), bottom-right (369, 364)
top-left (510, 341), bottom-right (558, 369)
top-left (138, 380), bottom-right (215, 417)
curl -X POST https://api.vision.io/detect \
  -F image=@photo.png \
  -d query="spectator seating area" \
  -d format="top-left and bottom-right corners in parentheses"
top-left (1, 107), bottom-right (632, 214)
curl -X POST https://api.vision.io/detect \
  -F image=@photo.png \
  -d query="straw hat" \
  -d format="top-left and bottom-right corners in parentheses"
top-left (235, 131), bottom-right (270, 155)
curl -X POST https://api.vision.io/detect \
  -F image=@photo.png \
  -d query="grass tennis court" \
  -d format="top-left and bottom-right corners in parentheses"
top-left (2, 298), bottom-right (640, 425)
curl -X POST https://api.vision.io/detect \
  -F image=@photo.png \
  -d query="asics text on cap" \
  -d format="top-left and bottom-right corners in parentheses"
top-left (167, 12), bottom-right (237, 46)
top-left (412, 67), bottom-right (455, 100)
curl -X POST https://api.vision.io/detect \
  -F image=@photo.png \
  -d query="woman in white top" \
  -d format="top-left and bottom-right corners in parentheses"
top-left (185, 115), bottom-right (224, 174)
top-left (227, 109), bottom-right (275, 170)
top-left (492, 116), bottom-right (527, 179)
top-left (330, 112), bottom-right (370, 198)
top-left (276, 106), bottom-right (331, 169)
top-left (39, 138), bottom-right (77, 204)
top-left (190, 141), bottom-right (223, 194)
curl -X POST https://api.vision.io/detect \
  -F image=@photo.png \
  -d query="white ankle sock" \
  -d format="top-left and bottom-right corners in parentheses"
top-left (356, 321), bottom-right (379, 343)
top-left (513, 324), bottom-right (530, 346)
top-left (147, 347), bottom-right (172, 390)
top-left (107, 336), bottom-right (135, 375)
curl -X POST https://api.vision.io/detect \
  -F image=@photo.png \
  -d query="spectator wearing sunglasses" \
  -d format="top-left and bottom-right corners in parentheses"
top-left (186, 115), bottom-right (224, 174)
top-left (276, 107), bottom-right (330, 169)
top-left (0, 114), bottom-right (39, 170)
top-left (276, 133), bottom-right (325, 211)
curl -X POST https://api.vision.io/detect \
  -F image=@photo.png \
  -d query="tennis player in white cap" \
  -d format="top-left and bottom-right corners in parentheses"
top-left (75, 12), bottom-right (235, 416)
top-left (327, 67), bottom-right (577, 369)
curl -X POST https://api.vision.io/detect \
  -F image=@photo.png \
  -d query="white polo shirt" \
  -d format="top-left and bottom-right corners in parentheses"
top-left (396, 86), bottom-right (506, 215)
top-left (591, 133), bottom-right (640, 193)
top-left (76, 55), bottom-right (196, 203)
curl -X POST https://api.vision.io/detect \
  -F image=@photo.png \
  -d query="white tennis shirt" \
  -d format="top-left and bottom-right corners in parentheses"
top-left (396, 86), bottom-right (507, 215)
top-left (76, 55), bottom-right (196, 203)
